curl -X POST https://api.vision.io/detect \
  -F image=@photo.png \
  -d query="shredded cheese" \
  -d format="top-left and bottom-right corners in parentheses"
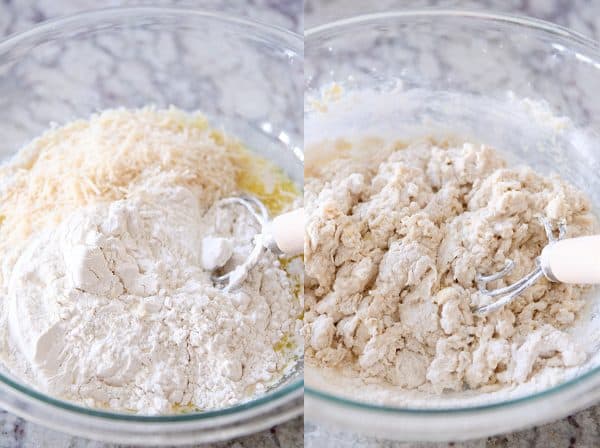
top-left (0, 107), bottom-right (240, 253)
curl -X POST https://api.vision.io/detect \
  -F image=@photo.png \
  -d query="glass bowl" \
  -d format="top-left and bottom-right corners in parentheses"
top-left (305, 10), bottom-right (600, 441)
top-left (0, 7), bottom-right (303, 445)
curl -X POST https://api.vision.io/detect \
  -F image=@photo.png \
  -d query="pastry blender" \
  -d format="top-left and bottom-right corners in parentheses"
top-left (210, 195), bottom-right (304, 290)
top-left (475, 217), bottom-right (600, 315)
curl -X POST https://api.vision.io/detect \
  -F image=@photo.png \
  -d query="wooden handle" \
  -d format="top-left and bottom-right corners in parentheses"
top-left (268, 208), bottom-right (304, 256)
top-left (540, 235), bottom-right (600, 284)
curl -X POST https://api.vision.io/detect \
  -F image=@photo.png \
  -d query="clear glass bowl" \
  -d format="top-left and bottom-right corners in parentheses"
top-left (0, 7), bottom-right (303, 445)
top-left (305, 11), bottom-right (600, 441)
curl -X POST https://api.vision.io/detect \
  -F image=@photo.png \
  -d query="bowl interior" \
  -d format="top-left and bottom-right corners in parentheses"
top-left (305, 11), bottom-right (600, 410)
top-left (0, 8), bottom-right (303, 422)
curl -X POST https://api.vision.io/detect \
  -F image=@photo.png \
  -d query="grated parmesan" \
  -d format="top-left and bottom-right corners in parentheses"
top-left (0, 107), bottom-right (239, 257)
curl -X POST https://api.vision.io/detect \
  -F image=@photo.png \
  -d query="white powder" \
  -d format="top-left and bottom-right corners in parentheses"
top-left (2, 181), bottom-right (300, 414)
top-left (304, 137), bottom-right (598, 403)
top-left (0, 108), bottom-right (302, 414)
top-left (201, 236), bottom-right (233, 271)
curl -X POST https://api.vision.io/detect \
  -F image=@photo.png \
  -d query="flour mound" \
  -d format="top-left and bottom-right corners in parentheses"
top-left (0, 108), bottom-right (301, 414)
top-left (304, 138), bottom-right (597, 394)
top-left (4, 184), bottom-right (299, 414)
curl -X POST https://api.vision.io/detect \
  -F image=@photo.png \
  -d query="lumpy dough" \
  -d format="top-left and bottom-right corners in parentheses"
top-left (304, 138), bottom-right (598, 394)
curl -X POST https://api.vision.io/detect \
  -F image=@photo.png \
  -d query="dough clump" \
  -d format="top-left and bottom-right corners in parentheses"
top-left (304, 138), bottom-right (597, 393)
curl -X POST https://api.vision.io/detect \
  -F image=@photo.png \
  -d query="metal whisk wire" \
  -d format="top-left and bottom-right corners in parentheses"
top-left (474, 217), bottom-right (566, 316)
top-left (211, 195), bottom-right (270, 291)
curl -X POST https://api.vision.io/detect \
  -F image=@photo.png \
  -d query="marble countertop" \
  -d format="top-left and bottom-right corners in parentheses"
top-left (304, 0), bottom-right (599, 35)
top-left (305, 406), bottom-right (600, 448)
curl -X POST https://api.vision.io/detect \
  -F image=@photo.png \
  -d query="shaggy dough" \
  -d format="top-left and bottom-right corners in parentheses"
top-left (304, 137), bottom-right (597, 394)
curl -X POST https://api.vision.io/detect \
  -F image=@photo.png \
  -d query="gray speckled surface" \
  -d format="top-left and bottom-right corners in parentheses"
top-left (304, 1), bottom-right (600, 447)
top-left (304, 0), bottom-right (600, 36)
top-left (305, 406), bottom-right (600, 447)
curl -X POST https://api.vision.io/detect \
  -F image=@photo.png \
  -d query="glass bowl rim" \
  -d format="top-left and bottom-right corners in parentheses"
top-left (0, 6), bottom-right (303, 422)
top-left (305, 9), bottom-right (600, 414)
top-left (304, 8), bottom-right (598, 49)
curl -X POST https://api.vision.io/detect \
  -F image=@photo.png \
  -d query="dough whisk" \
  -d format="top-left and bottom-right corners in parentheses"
top-left (210, 194), bottom-right (304, 291)
top-left (475, 217), bottom-right (600, 315)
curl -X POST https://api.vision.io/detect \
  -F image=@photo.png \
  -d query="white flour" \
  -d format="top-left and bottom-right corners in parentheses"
top-left (0, 108), bottom-right (302, 414)
top-left (2, 180), bottom-right (300, 414)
